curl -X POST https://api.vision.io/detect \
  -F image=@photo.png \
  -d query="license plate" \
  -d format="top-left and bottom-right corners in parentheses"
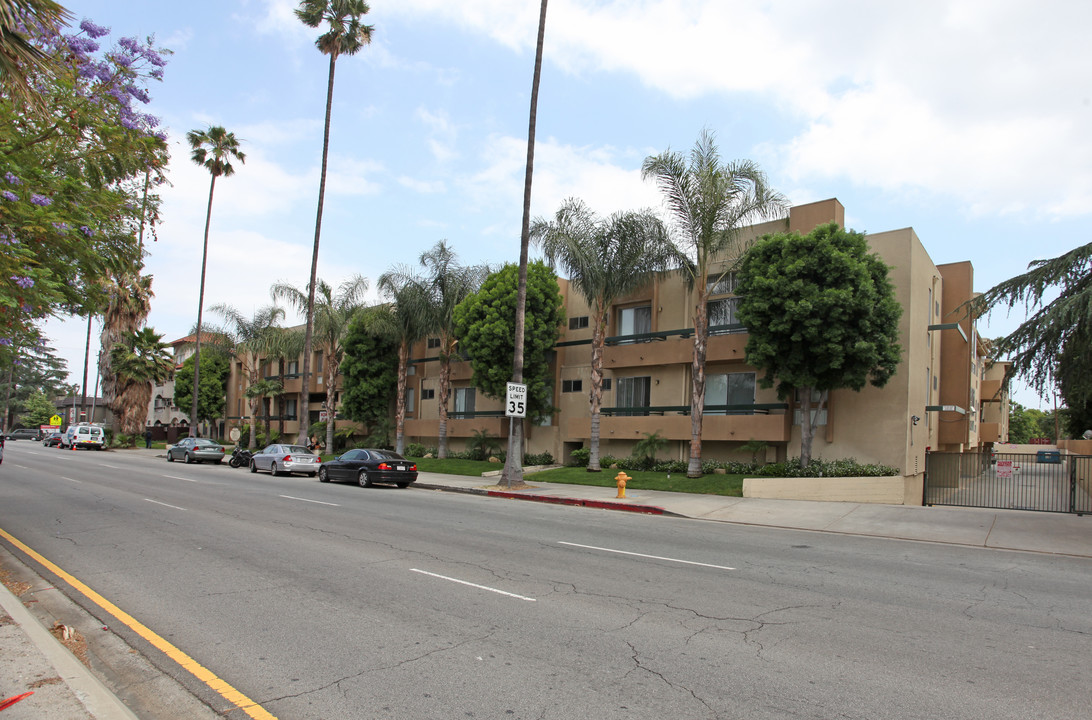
top-left (396, 465), bottom-right (406, 471)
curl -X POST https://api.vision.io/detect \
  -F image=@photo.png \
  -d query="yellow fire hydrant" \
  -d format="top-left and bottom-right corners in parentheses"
top-left (615, 471), bottom-right (630, 499)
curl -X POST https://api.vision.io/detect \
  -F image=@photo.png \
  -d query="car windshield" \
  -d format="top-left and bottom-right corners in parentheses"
top-left (283, 445), bottom-right (311, 455)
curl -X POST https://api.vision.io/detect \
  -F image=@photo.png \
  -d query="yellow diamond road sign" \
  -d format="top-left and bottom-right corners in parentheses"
top-left (50, 415), bottom-right (63, 427)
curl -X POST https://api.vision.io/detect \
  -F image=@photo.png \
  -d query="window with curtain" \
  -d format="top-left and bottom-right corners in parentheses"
top-left (454, 387), bottom-right (476, 415)
top-left (616, 376), bottom-right (651, 416)
top-left (617, 305), bottom-right (652, 343)
top-left (704, 372), bottom-right (756, 414)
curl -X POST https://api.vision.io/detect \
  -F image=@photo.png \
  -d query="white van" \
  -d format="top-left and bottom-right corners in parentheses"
top-left (63, 424), bottom-right (105, 450)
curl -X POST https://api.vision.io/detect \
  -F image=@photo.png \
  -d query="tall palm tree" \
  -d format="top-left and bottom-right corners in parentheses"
top-left (294, 0), bottom-right (373, 445)
top-left (532, 198), bottom-right (677, 472)
top-left (642, 129), bottom-right (787, 477)
top-left (371, 270), bottom-right (431, 455)
top-left (503, 0), bottom-right (549, 489)
top-left (271, 274), bottom-right (368, 451)
top-left (186, 125), bottom-right (245, 438)
top-left (412, 241), bottom-right (488, 459)
top-left (0, 0), bottom-right (71, 112)
top-left (108, 327), bottom-right (173, 439)
top-left (208, 303), bottom-right (285, 449)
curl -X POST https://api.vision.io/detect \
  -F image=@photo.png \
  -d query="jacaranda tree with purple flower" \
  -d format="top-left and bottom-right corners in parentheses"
top-left (0, 12), bottom-right (169, 364)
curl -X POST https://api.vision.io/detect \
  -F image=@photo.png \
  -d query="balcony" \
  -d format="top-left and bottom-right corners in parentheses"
top-left (404, 411), bottom-right (510, 439)
top-left (979, 421), bottom-right (1002, 443)
top-left (980, 379), bottom-right (1003, 401)
top-left (566, 404), bottom-right (789, 443)
top-left (603, 326), bottom-right (749, 369)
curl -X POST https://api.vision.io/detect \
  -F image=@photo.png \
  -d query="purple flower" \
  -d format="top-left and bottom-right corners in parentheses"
top-left (79, 19), bottom-right (111, 39)
top-left (1, 190), bottom-right (17, 201)
top-left (0, 339), bottom-right (11, 347)
top-left (3, 172), bottom-right (20, 185)
top-left (11, 276), bottom-right (34, 289)
top-left (68, 36), bottom-right (99, 54)
top-left (52, 222), bottom-right (70, 232)
top-left (30, 194), bottom-right (52, 206)
top-left (80, 226), bottom-right (93, 237)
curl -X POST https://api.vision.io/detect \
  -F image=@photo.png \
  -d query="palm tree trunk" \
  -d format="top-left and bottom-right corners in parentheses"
top-left (297, 53), bottom-right (338, 446)
top-left (325, 355), bottom-right (339, 452)
top-left (688, 291), bottom-right (709, 477)
top-left (437, 344), bottom-right (451, 458)
top-left (191, 174), bottom-right (217, 438)
top-left (395, 340), bottom-right (408, 454)
top-left (588, 307), bottom-right (607, 472)
top-left (502, 0), bottom-right (548, 489)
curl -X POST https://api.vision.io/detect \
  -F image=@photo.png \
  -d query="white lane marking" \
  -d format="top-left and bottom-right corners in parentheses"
top-left (145, 499), bottom-right (186, 511)
top-left (60, 477), bottom-right (81, 483)
top-left (410, 569), bottom-right (536, 602)
top-left (12, 464), bottom-right (30, 469)
top-left (558, 541), bottom-right (735, 571)
top-left (279, 495), bottom-right (340, 507)
top-left (99, 463), bottom-right (121, 469)
top-left (162, 474), bottom-right (199, 483)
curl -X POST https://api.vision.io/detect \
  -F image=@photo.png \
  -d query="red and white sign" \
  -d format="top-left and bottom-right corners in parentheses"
top-left (996, 460), bottom-right (1014, 478)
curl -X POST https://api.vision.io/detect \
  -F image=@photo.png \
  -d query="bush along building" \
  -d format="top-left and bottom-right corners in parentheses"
top-left (399, 199), bottom-right (1010, 502)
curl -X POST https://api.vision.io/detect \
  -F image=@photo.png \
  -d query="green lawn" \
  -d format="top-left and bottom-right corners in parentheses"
top-left (406, 457), bottom-right (745, 496)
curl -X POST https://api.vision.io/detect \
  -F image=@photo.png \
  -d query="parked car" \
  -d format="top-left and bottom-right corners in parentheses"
top-left (318, 448), bottom-right (417, 488)
top-left (249, 444), bottom-right (320, 477)
top-left (5, 428), bottom-right (41, 441)
top-left (61, 424), bottom-right (104, 450)
top-left (42, 431), bottom-right (63, 447)
top-left (167, 437), bottom-right (226, 464)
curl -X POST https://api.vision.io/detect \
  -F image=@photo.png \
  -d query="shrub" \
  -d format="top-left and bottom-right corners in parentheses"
top-left (466, 429), bottom-right (503, 461)
top-left (404, 442), bottom-right (427, 458)
top-left (755, 457), bottom-right (899, 478)
top-left (523, 451), bottom-right (554, 466)
top-left (569, 447), bottom-right (590, 467)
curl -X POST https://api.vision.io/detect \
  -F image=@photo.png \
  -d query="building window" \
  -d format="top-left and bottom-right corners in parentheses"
top-left (707, 297), bottom-right (745, 335)
top-left (421, 388), bottom-right (435, 400)
top-left (427, 337), bottom-right (442, 349)
top-left (601, 378), bottom-right (612, 391)
top-left (315, 351), bottom-right (323, 373)
top-left (285, 360), bottom-right (299, 376)
top-left (793, 388), bottom-right (828, 426)
top-left (704, 372), bottom-right (756, 414)
top-left (616, 376), bottom-right (651, 416)
top-left (455, 387), bottom-right (476, 415)
top-left (617, 305), bottom-right (652, 343)
top-left (406, 388), bottom-right (415, 414)
top-left (568, 316), bottom-right (589, 330)
top-left (706, 272), bottom-right (737, 295)
top-left (562, 379), bottom-right (583, 393)
top-left (284, 398), bottom-right (297, 419)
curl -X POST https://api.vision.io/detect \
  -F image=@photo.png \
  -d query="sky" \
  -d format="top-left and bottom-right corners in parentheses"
top-left (41, 0), bottom-right (1092, 411)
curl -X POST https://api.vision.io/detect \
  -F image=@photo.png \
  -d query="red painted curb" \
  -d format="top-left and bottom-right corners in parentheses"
top-left (486, 490), bottom-right (665, 515)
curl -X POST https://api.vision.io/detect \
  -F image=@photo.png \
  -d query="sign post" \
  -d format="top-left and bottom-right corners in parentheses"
top-left (505, 382), bottom-right (527, 419)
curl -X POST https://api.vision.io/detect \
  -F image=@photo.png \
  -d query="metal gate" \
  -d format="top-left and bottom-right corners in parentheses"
top-left (924, 451), bottom-right (1092, 514)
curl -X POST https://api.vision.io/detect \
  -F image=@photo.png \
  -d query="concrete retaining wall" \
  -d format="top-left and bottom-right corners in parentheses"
top-left (743, 475), bottom-right (920, 505)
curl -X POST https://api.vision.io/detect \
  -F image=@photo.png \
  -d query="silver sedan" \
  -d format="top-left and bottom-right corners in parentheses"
top-left (249, 444), bottom-right (321, 477)
top-left (167, 437), bottom-right (226, 464)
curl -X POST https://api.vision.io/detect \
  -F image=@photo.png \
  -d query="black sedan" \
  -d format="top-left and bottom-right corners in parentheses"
top-left (42, 431), bottom-right (63, 447)
top-left (318, 448), bottom-right (417, 488)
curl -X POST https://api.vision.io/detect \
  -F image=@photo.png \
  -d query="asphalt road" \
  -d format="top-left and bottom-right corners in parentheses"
top-left (1, 443), bottom-right (1090, 720)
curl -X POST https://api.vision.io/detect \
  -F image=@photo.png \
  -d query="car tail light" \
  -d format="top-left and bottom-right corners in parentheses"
top-left (283, 455), bottom-right (293, 462)
top-left (410, 464), bottom-right (417, 471)
top-left (378, 462), bottom-right (392, 470)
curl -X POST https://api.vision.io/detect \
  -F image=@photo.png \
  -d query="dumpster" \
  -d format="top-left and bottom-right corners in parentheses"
top-left (1036, 450), bottom-right (1061, 464)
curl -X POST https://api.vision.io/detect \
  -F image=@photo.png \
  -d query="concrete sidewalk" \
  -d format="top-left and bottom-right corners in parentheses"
top-left (415, 471), bottom-right (1092, 558)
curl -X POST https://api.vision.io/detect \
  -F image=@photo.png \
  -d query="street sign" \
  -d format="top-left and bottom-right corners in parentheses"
top-left (50, 415), bottom-right (63, 427)
top-left (996, 459), bottom-right (1014, 478)
top-left (505, 382), bottom-right (527, 418)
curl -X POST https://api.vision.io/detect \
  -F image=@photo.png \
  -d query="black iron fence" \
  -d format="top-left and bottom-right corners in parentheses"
top-left (924, 451), bottom-right (1092, 514)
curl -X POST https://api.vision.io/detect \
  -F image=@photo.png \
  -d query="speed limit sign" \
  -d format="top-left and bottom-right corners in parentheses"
top-left (505, 382), bottom-right (527, 418)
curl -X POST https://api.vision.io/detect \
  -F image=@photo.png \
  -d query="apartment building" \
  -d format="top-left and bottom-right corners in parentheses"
top-left (401, 199), bottom-right (1008, 486)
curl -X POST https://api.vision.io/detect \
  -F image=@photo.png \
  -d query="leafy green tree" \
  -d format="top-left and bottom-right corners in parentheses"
top-left (642, 129), bottom-right (787, 477)
top-left (1, 16), bottom-right (169, 349)
top-left (108, 327), bottom-right (172, 437)
top-left (17, 387), bottom-right (56, 428)
top-left (0, 337), bottom-right (67, 427)
top-left (1007, 402), bottom-right (1036, 444)
top-left (340, 309), bottom-right (398, 442)
top-left (271, 274), bottom-right (368, 451)
top-left (736, 222), bottom-right (902, 468)
top-left (293, 0), bottom-right (374, 447)
top-left (186, 125), bottom-right (245, 438)
top-left (532, 197), bottom-right (676, 472)
top-left (453, 261), bottom-right (564, 423)
top-left (172, 351), bottom-right (229, 428)
top-left (207, 303), bottom-right (285, 449)
top-left (371, 270), bottom-right (431, 454)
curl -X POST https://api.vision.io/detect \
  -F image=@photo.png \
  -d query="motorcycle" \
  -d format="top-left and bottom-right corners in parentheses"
top-left (228, 446), bottom-right (252, 469)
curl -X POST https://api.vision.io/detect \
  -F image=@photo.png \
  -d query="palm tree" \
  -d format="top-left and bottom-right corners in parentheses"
top-left (503, 0), bottom-right (549, 489)
top-left (642, 129), bottom-right (786, 477)
top-left (208, 303), bottom-right (285, 449)
top-left (271, 274), bottom-right (369, 452)
top-left (0, 0), bottom-right (71, 112)
top-left (414, 241), bottom-right (487, 459)
top-left (186, 125), bottom-right (245, 438)
top-left (294, 0), bottom-right (373, 445)
top-left (531, 198), bottom-right (677, 472)
top-left (99, 271), bottom-right (154, 432)
top-left (108, 327), bottom-right (173, 439)
top-left (371, 270), bottom-right (431, 455)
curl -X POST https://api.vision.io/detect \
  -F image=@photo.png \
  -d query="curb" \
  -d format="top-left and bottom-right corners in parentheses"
top-left (415, 483), bottom-right (673, 516)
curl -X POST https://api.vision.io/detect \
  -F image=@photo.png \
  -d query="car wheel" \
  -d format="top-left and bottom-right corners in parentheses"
top-left (184, 452), bottom-right (194, 464)
top-left (358, 470), bottom-right (373, 488)
top-left (271, 463), bottom-right (282, 477)
top-left (249, 460), bottom-right (257, 473)
top-left (167, 451), bottom-right (174, 462)
top-left (318, 467), bottom-right (329, 483)
top-left (396, 482), bottom-right (409, 489)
